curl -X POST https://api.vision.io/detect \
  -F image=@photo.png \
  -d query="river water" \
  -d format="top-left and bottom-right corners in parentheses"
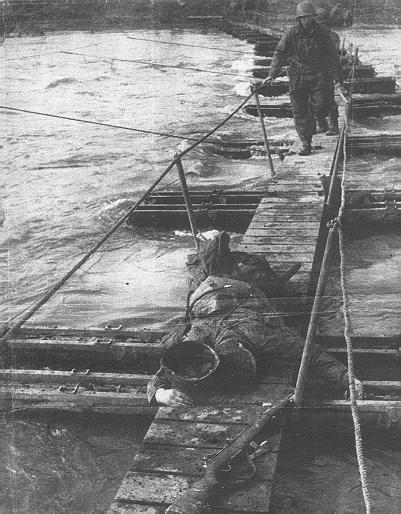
top-left (1, 24), bottom-right (401, 513)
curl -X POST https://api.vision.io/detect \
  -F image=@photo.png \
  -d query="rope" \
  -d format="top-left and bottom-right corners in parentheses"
top-left (124, 35), bottom-right (256, 55)
top-left (0, 105), bottom-right (202, 141)
top-left (60, 50), bottom-right (252, 79)
top-left (337, 78), bottom-right (373, 513)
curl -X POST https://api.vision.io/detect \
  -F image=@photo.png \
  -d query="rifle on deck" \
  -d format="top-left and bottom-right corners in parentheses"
top-left (165, 395), bottom-right (293, 514)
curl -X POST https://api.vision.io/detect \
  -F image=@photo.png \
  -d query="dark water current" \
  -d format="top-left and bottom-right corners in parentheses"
top-left (1, 25), bottom-right (401, 512)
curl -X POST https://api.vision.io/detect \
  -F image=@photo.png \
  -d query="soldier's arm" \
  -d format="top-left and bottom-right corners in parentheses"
top-left (309, 347), bottom-right (363, 398)
top-left (274, 330), bottom-right (358, 395)
top-left (308, 346), bottom-right (349, 391)
top-left (268, 31), bottom-right (290, 80)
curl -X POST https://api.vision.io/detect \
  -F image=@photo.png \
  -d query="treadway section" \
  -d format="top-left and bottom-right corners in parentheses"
top-left (238, 133), bottom-right (340, 296)
top-left (109, 131), bottom-right (340, 514)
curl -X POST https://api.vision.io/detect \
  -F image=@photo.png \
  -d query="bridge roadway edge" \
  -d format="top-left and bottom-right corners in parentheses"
top-left (108, 130), bottom-right (341, 513)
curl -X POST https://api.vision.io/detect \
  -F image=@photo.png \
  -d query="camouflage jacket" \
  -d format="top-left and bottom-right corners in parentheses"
top-left (147, 277), bottom-right (349, 404)
top-left (269, 21), bottom-right (343, 89)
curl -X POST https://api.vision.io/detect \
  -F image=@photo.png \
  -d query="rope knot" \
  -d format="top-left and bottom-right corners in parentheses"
top-left (327, 218), bottom-right (340, 230)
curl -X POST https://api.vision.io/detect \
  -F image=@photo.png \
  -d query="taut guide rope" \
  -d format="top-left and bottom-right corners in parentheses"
top-left (336, 68), bottom-right (373, 512)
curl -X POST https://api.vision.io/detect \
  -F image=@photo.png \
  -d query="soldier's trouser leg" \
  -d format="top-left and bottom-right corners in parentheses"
top-left (327, 100), bottom-right (339, 133)
top-left (309, 81), bottom-right (332, 128)
top-left (290, 87), bottom-right (313, 148)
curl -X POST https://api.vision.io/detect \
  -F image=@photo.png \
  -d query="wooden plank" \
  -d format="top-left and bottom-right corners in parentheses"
top-left (315, 335), bottom-right (401, 349)
top-left (155, 405), bottom-right (266, 424)
top-left (15, 326), bottom-right (165, 341)
top-left (264, 184), bottom-right (323, 192)
top-left (241, 236), bottom-right (318, 245)
top-left (259, 180), bottom-right (322, 186)
top-left (132, 445), bottom-right (215, 477)
top-left (255, 209), bottom-right (322, 217)
top-left (144, 419), bottom-right (248, 448)
top-left (248, 214), bottom-right (322, 221)
top-left (206, 384), bottom-right (293, 408)
top-left (257, 199), bottom-right (322, 208)
top-left (308, 400), bottom-right (401, 412)
top-left (8, 338), bottom-right (164, 355)
top-left (109, 501), bottom-right (162, 513)
top-left (0, 369), bottom-right (151, 386)
top-left (0, 384), bottom-right (150, 409)
top-left (237, 249), bottom-right (315, 261)
top-left (115, 472), bottom-right (192, 505)
top-left (326, 348), bottom-right (400, 356)
top-left (248, 221), bottom-right (321, 228)
top-left (246, 227), bottom-right (321, 236)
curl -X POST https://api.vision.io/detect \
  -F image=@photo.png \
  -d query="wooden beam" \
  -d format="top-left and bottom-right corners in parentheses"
top-left (15, 325), bottom-right (166, 341)
top-left (8, 337), bottom-right (164, 355)
top-left (315, 335), bottom-right (401, 349)
top-left (0, 369), bottom-right (151, 385)
top-left (0, 384), bottom-right (153, 414)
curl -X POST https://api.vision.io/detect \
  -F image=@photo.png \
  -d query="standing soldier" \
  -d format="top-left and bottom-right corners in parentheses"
top-left (263, 2), bottom-right (343, 155)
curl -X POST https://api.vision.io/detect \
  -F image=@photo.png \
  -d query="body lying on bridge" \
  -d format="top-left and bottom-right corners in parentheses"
top-left (148, 232), bottom-right (360, 406)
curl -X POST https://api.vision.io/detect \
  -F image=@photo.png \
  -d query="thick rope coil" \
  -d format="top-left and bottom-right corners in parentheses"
top-left (337, 90), bottom-right (373, 513)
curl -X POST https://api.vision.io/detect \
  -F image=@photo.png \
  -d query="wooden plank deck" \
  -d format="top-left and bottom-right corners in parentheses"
top-left (238, 134), bottom-right (339, 295)
top-left (109, 130), bottom-right (342, 512)
top-left (110, 380), bottom-right (293, 513)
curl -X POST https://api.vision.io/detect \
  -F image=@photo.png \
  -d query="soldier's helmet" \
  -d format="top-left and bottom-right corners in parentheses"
top-left (161, 338), bottom-right (257, 392)
top-left (161, 340), bottom-right (220, 384)
top-left (296, 2), bottom-right (317, 18)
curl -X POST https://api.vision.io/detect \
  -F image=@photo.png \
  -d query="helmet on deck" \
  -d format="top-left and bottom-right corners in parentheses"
top-left (296, 2), bottom-right (317, 18)
top-left (161, 340), bottom-right (220, 384)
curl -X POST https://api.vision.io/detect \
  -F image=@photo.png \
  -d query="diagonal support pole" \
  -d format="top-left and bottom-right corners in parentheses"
top-left (175, 155), bottom-right (203, 249)
top-left (254, 90), bottom-right (275, 177)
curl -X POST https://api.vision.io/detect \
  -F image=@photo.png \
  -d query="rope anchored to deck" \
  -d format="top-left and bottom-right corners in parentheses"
top-left (337, 104), bottom-right (373, 514)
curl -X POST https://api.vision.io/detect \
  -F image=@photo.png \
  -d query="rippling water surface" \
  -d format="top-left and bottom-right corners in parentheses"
top-left (1, 24), bottom-right (401, 513)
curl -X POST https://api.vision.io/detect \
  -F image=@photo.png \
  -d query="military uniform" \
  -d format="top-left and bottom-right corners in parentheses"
top-left (147, 276), bottom-right (349, 404)
top-left (268, 21), bottom-right (342, 148)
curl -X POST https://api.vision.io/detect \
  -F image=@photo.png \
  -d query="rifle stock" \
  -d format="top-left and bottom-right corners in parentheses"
top-left (165, 396), bottom-right (292, 514)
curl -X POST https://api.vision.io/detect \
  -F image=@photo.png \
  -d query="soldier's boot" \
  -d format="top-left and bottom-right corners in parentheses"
top-left (326, 124), bottom-right (339, 136)
top-left (298, 135), bottom-right (312, 156)
top-left (326, 105), bottom-right (340, 135)
top-left (326, 113), bottom-right (340, 136)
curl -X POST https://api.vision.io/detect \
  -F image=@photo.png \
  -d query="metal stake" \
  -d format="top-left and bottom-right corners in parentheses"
top-left (175, 155), bottom-right (202, 249)
top-left (254, 90), bottom-right (275, 177)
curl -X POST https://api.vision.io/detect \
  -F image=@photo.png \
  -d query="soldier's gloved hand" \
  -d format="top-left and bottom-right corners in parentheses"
top-left (335, 81), bottom-right (346, 93)
top-left (155, 388), bottom-right (194, 407)
top-left (261, 76), bottom-right (274, 87)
